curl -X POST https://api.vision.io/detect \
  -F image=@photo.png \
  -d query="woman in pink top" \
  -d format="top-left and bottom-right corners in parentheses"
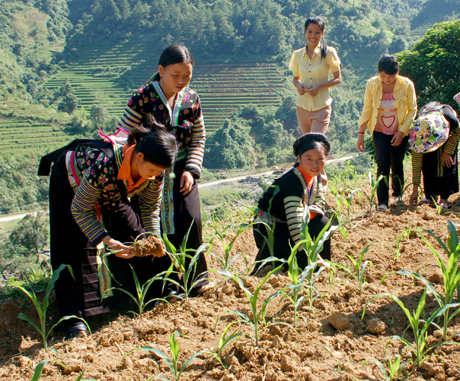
top-left (357, 54), bottom-right (417, 211)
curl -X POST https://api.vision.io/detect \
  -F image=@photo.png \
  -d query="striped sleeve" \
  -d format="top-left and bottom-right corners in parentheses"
top-left (71, 176), bottom-right (108, 245)
top-left (118, 91), bottom-right (144, 131)
top-left (444, 127), bottom-right (460, 155)
top-left (284, 195), bottom-right (304, 246)
top-left (139, 176), bottom-right (164, 236)
top-left (185, 96), bottom-right (206, 177)
top-left (411, 152), bottom-right (423, 185)
top-left (309, 179), bottom-right (326, 215)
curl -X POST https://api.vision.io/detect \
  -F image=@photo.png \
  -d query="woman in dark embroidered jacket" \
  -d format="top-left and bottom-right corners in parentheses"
top-left (253, 133), bottom-right (332, 272)
top-left (117, 45), bottom-right (210, 294)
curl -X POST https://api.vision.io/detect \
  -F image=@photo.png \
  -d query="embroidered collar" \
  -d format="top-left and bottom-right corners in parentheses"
top-left (151, 80), bottom-right (186, 128)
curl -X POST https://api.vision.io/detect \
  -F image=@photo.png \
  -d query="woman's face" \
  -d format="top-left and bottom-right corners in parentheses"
top-left (158, 62), bottom-right (193, 95)
top-left (135, 153), bottom-right (170, 180)
top-left (379, 70), bottom-right (398, 86)
top-left (304, 23), bottom-right (324, 48)
top-left (297, 146), bottom-right (327, 177)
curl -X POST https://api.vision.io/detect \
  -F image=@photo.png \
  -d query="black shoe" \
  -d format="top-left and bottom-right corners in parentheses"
top-left (65, 321), bottom-right (89, 340)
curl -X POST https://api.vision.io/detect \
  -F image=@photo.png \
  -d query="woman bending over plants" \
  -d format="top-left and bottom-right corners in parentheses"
top-left (409, 102), bottom-right (460, 209)
top-left (252, 133), bottom-right (331, 272)
top-left (357, 54), bottom-right (417, 211)
top-left (39, 123), bottom-right (177, 339)
top-left (289, 16), bottom-right (342, 135)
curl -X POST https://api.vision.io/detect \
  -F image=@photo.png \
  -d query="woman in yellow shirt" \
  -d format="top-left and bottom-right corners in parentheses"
top-left (289, 16), bottom-right (342, 134)
top-left (357, 54), bottom-right (417, 211)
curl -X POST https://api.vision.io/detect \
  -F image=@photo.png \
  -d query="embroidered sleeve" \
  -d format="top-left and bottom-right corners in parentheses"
top-left (71, 151), bottom-right (116, 245)
top-left (185, 95), bottom-right (206, 178)
top-left (139, 176), bottom-right (164, 236)
top-left (411, 152), bottom-right (423, 186)
top-left (71, 176), bottom-right (108, 246)
top-left (118, 89), bottom-right (145, 131)
top-left (288, 50), bottom-right (300, 77)
top-left (326, 47), bottom-right (341, 72)
top-left (284, 195), bottom-right (304, 246)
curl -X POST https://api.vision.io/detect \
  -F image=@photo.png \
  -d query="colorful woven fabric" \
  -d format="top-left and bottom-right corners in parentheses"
top-left (409, 111), bottom-right (450, 153)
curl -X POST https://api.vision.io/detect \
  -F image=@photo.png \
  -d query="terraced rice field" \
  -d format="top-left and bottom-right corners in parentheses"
top-left (44, 42), bottom-right (284, 133)
top-left (0, 100), bottom-right (72, 154)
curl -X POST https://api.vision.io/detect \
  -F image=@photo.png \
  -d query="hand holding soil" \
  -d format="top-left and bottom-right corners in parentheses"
top-left (131, 234), bottom-right (166, 258)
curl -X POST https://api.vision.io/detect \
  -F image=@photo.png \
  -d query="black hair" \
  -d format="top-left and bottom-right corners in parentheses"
top-left (377, 54), bottom-right (399, 75)
top-left (159, 44), bottom-right (194, 68)
top-left (304, 16), bottom-right (327, 59)
top-left (293, 133), bottom-right (331, 157)
top-left (127, 121), bottom-right (177, 168)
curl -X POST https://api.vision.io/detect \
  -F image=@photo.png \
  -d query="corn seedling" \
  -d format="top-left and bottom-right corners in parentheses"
top-left (211, 223), bottom-right (252, 272)
top-left (361, 172), bottom-right (386, 213)
top-left (12, 263), bottom-right (91, 350)
top-left (335, 242), bottom-right (374, 292)
top-left (407, 222), bottom-right (460, 340)
top-left (217, 263), bottom-right (284, 347)
top-left (109, 265), bottom-right (169, 316)
top-left (362, 288), bottom-right (460, 369)
top-left (393, 222), bottom-right (412, 260)
top-left (372, 354), bottom-right (405, 381)
top-left (208, 321), bottom-right (242, 368)
top-left (30, 360), bottom-right (49, 381)
top-left (162, 224), bottom-right (210, 299)
top-left (123, 331), bottom-right (203, 381)
top-left (300, 207), bottom-right (338, 308)
top-left (280, 248), bottom-right (318, 330)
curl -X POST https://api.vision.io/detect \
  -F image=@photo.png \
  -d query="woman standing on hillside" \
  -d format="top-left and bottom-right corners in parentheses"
top-left (117, 44), bottom-right (211, 295)
top-left (357, 54), bottom-right (417, 211)
top-left (289, 16), bottom-right (342, 135)
top-left (39, 123), bottom-right (177, 339)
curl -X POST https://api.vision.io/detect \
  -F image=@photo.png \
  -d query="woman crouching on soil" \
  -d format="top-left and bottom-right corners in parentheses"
top-left (39, 122), bottom-right (177, 339)
top-left (252, 133), bottom-right (331, 272)
top-left (409, 102), bottom-right (460, 209)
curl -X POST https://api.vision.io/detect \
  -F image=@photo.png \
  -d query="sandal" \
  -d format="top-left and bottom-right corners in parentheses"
top-left (377, 204), bottom-right (388, 212)
top-left (438, 202), bottom-right (449, 210)
top-left (65, 321), bottom-right (89, 340)
top-left (192, 281), bottom-right (215, 296)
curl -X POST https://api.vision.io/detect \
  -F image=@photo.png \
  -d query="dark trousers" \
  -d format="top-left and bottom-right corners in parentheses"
top-left (50, 153), bottom-right (171, 319)
top-left (373, 131), bottom-right (409, 206)
top-left (422, 147), bottom-right (459, 201)
top-left (252, 214), bottom-right (331, 271)
top-left (162, 158), bottom-right (208, 290)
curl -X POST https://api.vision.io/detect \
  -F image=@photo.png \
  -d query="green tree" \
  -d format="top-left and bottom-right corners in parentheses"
top-left (205, 120), bottom-right (255, 169)
top-left (9, 213), bottom-right (49, 263)
top-left (57, 93), bottom-right (79, 115)
top-left (397, 20), bottom-right (460, 108)
top-left (89, 104), bottom-right (109, 127)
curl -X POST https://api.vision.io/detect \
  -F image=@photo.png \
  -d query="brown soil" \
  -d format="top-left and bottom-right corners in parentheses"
top-left (1, 188), bottom-right (460, 380)
top-left (131, 235), bottom-right (166, 258)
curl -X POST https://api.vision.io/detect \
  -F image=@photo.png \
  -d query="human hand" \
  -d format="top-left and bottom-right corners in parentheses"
top-left (409, 189), bottom-right (419, 205)
top-left (306, 84), bottom-right (320, 97)
top-left (103, 236), bottom-right (134, 259)
top-left (391, 131), bottom-right (404, 146)
top-left (180, 171), bottom-right (194, 195)
top-left (297, 83), bottom-right (307, 96)
top-left (357, 135), bottom-right (365, 152)
top-left (441, 152), bottom-right (453, 168)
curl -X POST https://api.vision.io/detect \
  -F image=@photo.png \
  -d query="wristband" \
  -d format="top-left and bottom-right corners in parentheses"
top-left (358, 131), bottom-right (365, 135)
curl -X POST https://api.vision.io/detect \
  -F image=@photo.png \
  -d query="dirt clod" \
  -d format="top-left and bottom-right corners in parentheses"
top-left (328, 312), bottom-right (350, 330)
top-left (131, 235), bottom-right (165, 257)
top-left (366, 318), bottom-right (385, 334)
